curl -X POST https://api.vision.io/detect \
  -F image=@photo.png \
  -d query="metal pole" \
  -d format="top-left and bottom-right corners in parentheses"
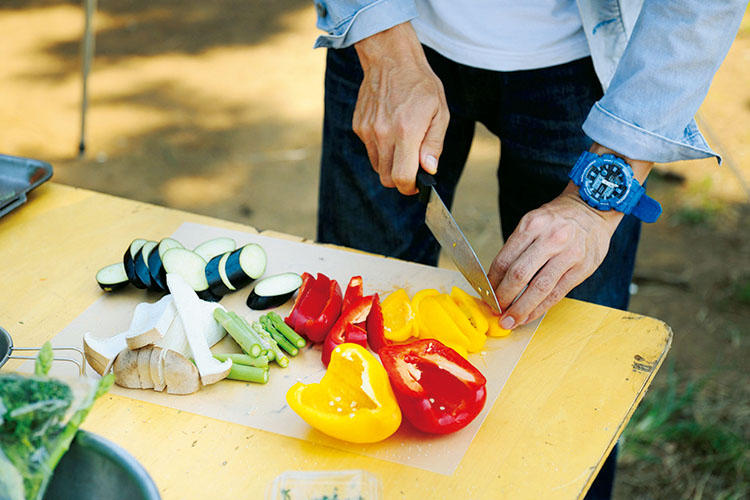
top-left (79, 0), bottom-right (97, 157)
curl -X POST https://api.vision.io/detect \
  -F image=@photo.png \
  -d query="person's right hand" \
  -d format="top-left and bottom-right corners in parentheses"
top-left (353, 23), bottom-right (450, 195)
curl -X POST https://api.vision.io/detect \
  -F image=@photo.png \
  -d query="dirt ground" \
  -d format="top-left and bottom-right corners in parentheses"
top-left (1, 1), bottom-right (748, 497)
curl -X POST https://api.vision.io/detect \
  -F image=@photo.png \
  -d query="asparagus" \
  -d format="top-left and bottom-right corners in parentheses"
top-left (226, 364), bottom-right (269, 384)
top-left (266, 312), bottom-right (307, 348)
top-left (213, 308), bottom-right (262, 357)
top-left (251, 321), bottom-right (289, 368)
top-left (213, 352), bottom-right (269, 368)
top-left (260, 315), bottom-right (299, 356)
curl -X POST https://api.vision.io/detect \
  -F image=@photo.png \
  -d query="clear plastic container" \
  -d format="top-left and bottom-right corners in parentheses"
top-left (266, 469), bottom-right (382, 500)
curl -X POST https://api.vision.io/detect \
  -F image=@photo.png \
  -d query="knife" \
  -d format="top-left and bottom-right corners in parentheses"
top-left (416, 170), bottom-right (502, 313)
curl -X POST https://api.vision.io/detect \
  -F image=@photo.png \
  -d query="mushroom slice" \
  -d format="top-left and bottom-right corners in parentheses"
top-left (137, 347), bottom-right (154, 389)
top-left (113, 348), bottom-right (141, 389)
top-left (163, 349), bottom-right (200, 395)
top-left (150, 346), bottom-right (166, 392)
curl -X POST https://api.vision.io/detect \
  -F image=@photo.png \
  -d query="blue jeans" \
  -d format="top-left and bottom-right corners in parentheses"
top-left (318, 46), bottom-right (637, 498)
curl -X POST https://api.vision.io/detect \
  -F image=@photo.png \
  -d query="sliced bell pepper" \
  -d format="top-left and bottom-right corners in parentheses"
top-left (434, 294), bottom-right (487, 352)
top-left (322, 295), bottom-right (373, 366)
top-left (286, 343), bottom-right (402, 443)
top-left (381, 288), bottom-right (416, 342)
top-left (342, 275), bottom-right (364, 312)
top-left (410, 288), bottom-right (440, 338)
top-left (449, 287), bottom-right (490, 337)
top-left (285, 273), bottom-right (343, 343)
top-left (415, 295), bottom-right (473, 356)
top-left (471, 295), bottom-right (511, 338)
top-left (379, 338), bottom-right (486, 434)
top-left (366, 294), bottom-right (390, 353)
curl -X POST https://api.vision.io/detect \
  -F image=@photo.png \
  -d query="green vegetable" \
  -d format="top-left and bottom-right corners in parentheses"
top-left (260, 316), bottom-right (298, 356)
top-left (212, 353), bottom-right (268, 368)
top-left (213, 308), bottom-right (263, 357)
top-left (226, 364), bottom-right (269, 384)
top-left (251, 321), bottom-right (289, 368)
top-left (0, 343), bottom-right (114, 500)
top-left (266, 312), bottom-right (306, 349)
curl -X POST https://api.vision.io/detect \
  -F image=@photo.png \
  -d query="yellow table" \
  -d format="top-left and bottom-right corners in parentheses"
top-left (0, 183), bottom-right (671, 499)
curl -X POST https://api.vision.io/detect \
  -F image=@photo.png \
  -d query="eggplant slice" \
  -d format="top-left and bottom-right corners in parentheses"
top-left (123, 238), bottom-right (147, 288)
top-left (246, 272), bottom-right (302, 310)
top-left (96, 262), bottom-right (130, 292)
top-left (226, 244), bottom-right (267, 290)
top-left (148, 238), bottom-right (183, 291)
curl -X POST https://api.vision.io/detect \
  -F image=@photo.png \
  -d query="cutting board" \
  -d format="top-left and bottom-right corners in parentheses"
top-left (38, 222), bottom-right (540, 475)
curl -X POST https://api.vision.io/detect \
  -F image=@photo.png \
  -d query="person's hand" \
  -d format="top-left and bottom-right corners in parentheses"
top-left (353, 23), bottom-right (449, 194)
top-left (487, 144), bottom-right (653, 329)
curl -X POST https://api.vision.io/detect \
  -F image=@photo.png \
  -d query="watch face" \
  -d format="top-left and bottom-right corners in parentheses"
top-left (582, 159), bottom-right (629, 205)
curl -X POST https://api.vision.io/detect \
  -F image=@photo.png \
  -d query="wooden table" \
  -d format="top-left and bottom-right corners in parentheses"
top-left (0, 183), bottom-right (671, 499)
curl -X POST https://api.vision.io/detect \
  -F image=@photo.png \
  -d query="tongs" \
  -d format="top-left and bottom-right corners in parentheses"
top-left (0, 326), bottom-right (86, 375)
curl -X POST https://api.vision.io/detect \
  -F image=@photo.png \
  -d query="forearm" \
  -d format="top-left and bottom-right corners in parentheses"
top-left (583, 0), bottom-right (746, 163)
top-left (355, 22), bottom-right (426, 71)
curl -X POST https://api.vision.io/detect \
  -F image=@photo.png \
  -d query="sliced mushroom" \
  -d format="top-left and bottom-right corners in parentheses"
top-left (150, 346), bottom-right (166, 392)
top-left (163, 349), bottom-right (200, 395)
top-left (137, 347), bottom-right (154, 389)
top-left (83, 330), bottom-right (128, 375)
top-left (113, 348), bottom-right (141, 389)
top-left (126, 295), bottom-right (176, 350)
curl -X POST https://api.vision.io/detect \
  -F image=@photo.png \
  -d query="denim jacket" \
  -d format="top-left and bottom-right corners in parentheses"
top-left (311, 0), bottom-right (747, 164)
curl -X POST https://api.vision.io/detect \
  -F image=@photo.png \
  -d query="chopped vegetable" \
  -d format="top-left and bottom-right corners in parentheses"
top-left (381, 288), bottom-right (416, 342)
top-left (212, 352), bottom-right (268, 368)
top-left (147, 237), bottom-right (183, 291)
top-left (82, 330), bottom-right (128, 375)
top-left (365, 294), bottom-right (389, 353)
top-left (251, 321), bottom-right (289, 368)
top-left (284, 273), bottom-right (342, 343)
top-left (379, 338), bottom-right (487, 434)
top-left (167, 273), bottom-right (231, 385)
top-left (123, 238), bottom-right (147, 288)
top-left (266, 312), bottom-right (306, 349)
top-left (213, 308), bottom-right (263, 357)
top-left (226, 364), bottom-right (269, 384)
top-left (246, 272), bottom-right (303, 310)
top-left (259, 316), bottom-right (298, 356)
top-left (225, 244), bottom-right (266, 289)
top-left (193, 237), bottom-right (236, 262)
top-left (321, 292), bottom-right (373, 366)
top-left (95, 262), bottom-right (129, 292)
top-left (286, 343), bottom-right (402, 444)
top-left (134, 240), bottom-right (158, 291)
top-left (124, 295), bottom-right (175, 350)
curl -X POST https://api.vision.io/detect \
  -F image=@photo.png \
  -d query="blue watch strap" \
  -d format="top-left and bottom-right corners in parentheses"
top-left (631, 192), bottom-right (662, 223)
top-left (569, 151), bottom-right (597, 184)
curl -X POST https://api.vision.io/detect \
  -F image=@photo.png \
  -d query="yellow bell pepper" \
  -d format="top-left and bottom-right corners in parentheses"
top-left (285, 343), bottom-right (402, 443)
top-left (450, 287), bottom-right (490, 336)
top-left (435, 294), bottom-right (487, 352)
top-left (472, 296), bottom-right (511, 337)
top-left (411, 288), bottom-right (440, 338)
top-left (416, 295), bottom-right (475, 356)
top-left (381, 288), bottom-right (416, 342)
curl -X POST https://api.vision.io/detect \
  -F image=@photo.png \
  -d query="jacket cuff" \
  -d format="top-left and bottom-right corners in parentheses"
top-left (314, 0), bottom-right (418, 49)
top-left (583, 102), bottom-right (721, 164)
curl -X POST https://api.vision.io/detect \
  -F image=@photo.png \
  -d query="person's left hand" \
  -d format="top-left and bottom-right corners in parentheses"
top-left (487, 183), bottom-right (622, 329)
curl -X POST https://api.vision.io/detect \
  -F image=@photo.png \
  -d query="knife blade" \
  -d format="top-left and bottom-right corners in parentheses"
top-left (416, 170), bottom-right (502, 313)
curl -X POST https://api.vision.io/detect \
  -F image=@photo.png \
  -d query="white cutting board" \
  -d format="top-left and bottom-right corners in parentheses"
top-left (39, 222), bottom-right (541, 475)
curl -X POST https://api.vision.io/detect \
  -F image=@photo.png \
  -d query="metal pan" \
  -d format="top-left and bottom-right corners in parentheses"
top-left (0, 326), bottom-right (86, 374)
top-left (0, 153), bottom-right (53, 218)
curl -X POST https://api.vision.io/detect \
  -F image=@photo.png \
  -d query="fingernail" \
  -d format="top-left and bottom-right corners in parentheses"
top-left (423, 155), bottom-right (437, 173)
top-left (501, 316), bottom-right (515, 330)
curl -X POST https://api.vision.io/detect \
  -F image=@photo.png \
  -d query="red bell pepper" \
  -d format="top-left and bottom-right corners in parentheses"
top-left (342, 275), bottom-right (364, 312)
top-left (366, 294), bottom-right (391, 353)
top-left (285, 273), bottom-right (343, 343)
top-left (379, 338), bottom-right (487, 434)
top-left (322, 295), bottom-right (373, 366)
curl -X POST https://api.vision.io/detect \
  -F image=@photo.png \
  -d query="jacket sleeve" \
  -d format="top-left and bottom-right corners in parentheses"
top-left (312, 0), bottom-right (418, 49)
top-left (582, 0), bottom-right (747, 164)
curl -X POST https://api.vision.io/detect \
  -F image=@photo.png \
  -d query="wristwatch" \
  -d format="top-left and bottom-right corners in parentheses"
top-left (568, 151), bottom-right (662, 223)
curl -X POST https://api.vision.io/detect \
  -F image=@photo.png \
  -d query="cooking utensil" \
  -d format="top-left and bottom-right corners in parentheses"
top-left (416, 170), bottom-right (502, 313)
top-left (0, 154), bottom-right (53, 218)
top-left (0, 326), bottom-right (86, 375)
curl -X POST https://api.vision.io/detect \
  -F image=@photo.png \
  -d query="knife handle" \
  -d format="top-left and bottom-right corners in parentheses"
top-left (416, 169), bottom-right (436, 205)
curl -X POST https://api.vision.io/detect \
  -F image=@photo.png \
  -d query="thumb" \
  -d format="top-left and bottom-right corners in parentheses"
top-left (419, 108), bottom-right (448, 174)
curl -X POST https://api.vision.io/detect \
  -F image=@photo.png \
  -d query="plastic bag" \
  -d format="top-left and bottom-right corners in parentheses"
top-left (0, 343), bottom-right (113, 500)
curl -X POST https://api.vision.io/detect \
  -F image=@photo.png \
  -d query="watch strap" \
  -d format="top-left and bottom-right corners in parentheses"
top-left (569, 151), bottom-right (598, 184)
top-left (631, 191), bottom-right (662, 223)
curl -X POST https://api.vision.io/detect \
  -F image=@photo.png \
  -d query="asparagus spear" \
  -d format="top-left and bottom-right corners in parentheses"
top-left (213, 308), bottom-right (262, 357)
top-left (251, 321), bottom-right (289, 368)
top-left (260, 315), bottom-right (299, 356)
top-left (213, 352), bottom-right (269, 368)
top-left (266, 312), bottom-right (307, 348)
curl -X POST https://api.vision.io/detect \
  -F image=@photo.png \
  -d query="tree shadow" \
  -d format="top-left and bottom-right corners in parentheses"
top-left (4, 0), bottom-right (312, 80)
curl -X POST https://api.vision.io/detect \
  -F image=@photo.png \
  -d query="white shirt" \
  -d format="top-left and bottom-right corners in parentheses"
top-left (410, 0), bottom-right (591, 71)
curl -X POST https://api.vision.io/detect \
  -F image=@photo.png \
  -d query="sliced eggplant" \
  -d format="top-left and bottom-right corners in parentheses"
top-left (246, 272), bottom-right (302, 310)
top-left (226, 244), bottom-right (267, 289)
top-left (217, 251), bottom-right (236, 291)
top-left (96, 262), bottom-right (130, 292)
top-left (205, 252), bottom-right (233, 298)
top-left (194, 237), bottom-right (236, 262)
top-left (123, 238), bottom-right (147, 288)
top-left (148, 238), bottom-right (183, 291)
top-left (161, 248), bottom-right (209, 293)
top-left (134, 240), bottom-right (158, 290)
top-left (196, 288), bottom-right (222, 303)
